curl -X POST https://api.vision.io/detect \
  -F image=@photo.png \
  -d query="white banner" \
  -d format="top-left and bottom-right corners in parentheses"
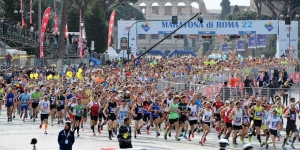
top-left (117, 21), bottom-right (137, 57)
top-left (277, 21), bottom-right (298, 58)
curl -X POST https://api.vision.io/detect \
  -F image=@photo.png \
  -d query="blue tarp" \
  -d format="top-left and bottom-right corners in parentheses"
top-left (167, 50), bottom-right (197, 57)
top-left (89, 57), bottom-right (101, 66)
top-left (137, 49), bottom-right (165, 58)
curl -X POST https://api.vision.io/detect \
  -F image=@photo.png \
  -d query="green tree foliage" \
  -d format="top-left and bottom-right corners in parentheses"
top-left (220, 0), bottom-right (231, 20)
top-left (85, 0), bottom-right (108, 53)
top-left (3, 0), bottom-right (21, 21)
top-left (67, 4), bottom-right (80, 32)
top-left (233, 5), bottom-right (240, 13)
top-left (105, 4), bottom-right (145, 24)
top-left (31, 0), bottom-right (47, 26)
top-left (226, 11), bottom-right (273, 20)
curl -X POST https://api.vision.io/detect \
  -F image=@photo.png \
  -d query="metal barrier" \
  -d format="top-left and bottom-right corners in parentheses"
top-left (0, 58), bottom-right (88, 67)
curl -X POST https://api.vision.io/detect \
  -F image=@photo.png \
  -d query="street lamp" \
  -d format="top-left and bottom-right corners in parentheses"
top-left (80, 22), bottom-right (84, 27)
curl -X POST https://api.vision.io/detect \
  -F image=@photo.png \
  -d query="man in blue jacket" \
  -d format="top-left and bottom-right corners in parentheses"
top-left (58, 122), bottom-right (75, 150)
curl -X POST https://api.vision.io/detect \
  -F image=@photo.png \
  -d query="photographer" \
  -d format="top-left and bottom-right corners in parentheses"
top-left (58, 122), bottom-right (75, 150)
top-left (117, 117), bottom-right (132, 149)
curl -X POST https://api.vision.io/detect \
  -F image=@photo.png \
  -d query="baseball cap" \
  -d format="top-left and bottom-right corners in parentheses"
top-left (218, 139), bottom-right (228, 144)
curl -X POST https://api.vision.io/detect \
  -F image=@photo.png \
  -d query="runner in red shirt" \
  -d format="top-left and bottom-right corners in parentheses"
top-left (213, 95), bottom-right (224, 133)
top-left (220, 101), bottom-right (235, 140)
top-left (88, 97), bottom-right (101, 136)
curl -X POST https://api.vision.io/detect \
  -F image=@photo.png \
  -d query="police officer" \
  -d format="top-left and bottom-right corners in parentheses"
top-left (117, 117), bottom-right (132, 149)
top-left (218, 139), bottom-right (228, 150)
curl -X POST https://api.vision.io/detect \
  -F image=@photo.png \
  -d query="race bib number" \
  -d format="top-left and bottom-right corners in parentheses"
top-left (256, 112), bottom-right (262, 117)
top-left (204, 115), bottom-right (210, 121)
top-left (191, 111), bottom-right (196, 117)
top-left (123, 133), bottom-right (128, 139)
top-left (236, 117), bottom-right (241, 123)
top-left (8, 98), bottom-right (13, 102)
top-left (266, 121), bottom-right (270, 126)
top-left (110, 108), bottom-right (115, 113)
top-left (34, 99), bottom-right (39, 103)
top-left (138, 107), bottom-right (142, 113)
top-left (243, 117), bottom-right (248, 123)
top-left (43, 103), bottom-right (48, 108)
top-left (60, 100), bottom-right (64, 105)
top-left (120, 115), bottom-right (126, 120)
top-left (271, 121), bottom-right (278, 128)
top-left (76, 110), bottom-right (82, 115)
top-left (290, 114), bottom-right (296, 120)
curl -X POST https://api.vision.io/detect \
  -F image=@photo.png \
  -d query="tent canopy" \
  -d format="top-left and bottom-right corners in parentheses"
top-left (168, 50), bottom-right (197, 57)
top-left (137, 49), bottom-right (165, 57)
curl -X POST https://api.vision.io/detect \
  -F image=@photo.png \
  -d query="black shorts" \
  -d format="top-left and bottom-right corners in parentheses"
top-left (50, 104), bottom-right (56, 110)
top-left (203, 122), bottom-right (210, 127)
top-left (98, 113), bottom-right (106, 120)
top-left (83, 109), bottom-right (87, 117)
top-left (232, 125), bottom-right (243, 130)
top-left (226, 122), bottom-right (232, 128)
top-left (286, 125), bottom-right (297, 134)
top-left (169, 118), bottom-right (178, 124)
top-left (107, 114), bottom-right (116, 121)
top-left (75, 116), bottom-right (82, 121)
top-left (32, 103), bottom-right (39, 109)
top-left (40, 114), bottom-right (49, 121)
top-left (253, 120), bottom-right (262, 127)
top-left (91, 116), bottom-right (98, 121)
top-left (57, 106), bottom-right (64, 112)
top-left (269, 129), bottom-right (278, 137)
top-left (214, 114), bottom-right (221, 121)
top-left (133, 115), bottom-right (142, 121)
top-left (189, 120), bottom-right (197, 126)
top-left (143, 114), bottom-right (150, 122)
top-left (179, 115), bottom-right (187, 124)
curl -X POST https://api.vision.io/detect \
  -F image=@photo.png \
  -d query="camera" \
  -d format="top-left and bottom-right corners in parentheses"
top-left (31, 138), bottom-right (37, 149)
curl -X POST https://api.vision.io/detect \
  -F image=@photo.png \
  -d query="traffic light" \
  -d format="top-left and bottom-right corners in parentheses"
top-left (229, 35), bottom-right (240, 38)
top-left (172, 16), bottom-right (178, 24)
top-left (127, 47), bottom-right (131, 54)
top-left (285, 16), bottom-right (291, 25)
top-left (201, 35), bottom-right (211, 39)
top-left (174, 35), bottom-right (184, 39)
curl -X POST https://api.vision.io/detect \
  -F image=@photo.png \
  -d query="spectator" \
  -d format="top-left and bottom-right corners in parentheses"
top-left (58, 122), bottom-right (75, 150)
top-left (219, 81), bottom-right (230, 101)
top-left (243, 76), bottom-right (253, 95)
top-left (266, 80), bottom-right (275, 103)
top-left (5, 52), bottom-right (12, 68)
top-left (282, 69), bottom-right (288, 83)
top-left (281, 81), bottom-right (290, 106)
top-left (117, 117), bottom-right (132, 149)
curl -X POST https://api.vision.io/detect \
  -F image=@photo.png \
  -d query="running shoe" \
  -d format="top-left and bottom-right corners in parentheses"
top-left (216, 126), bottom-right (221, 133)
top-left (291, 143), bottom-right (295, 149)
top-left (240, 137), bottom-right (245, 144)
top-left (282, 145), bottom-right (287, 150)
top-left (179, 133), bottom-right (183, 137)
top-left (146, 130), bottom-right (150, 134)
top-left (134, 135), bottom-right (137, 139)
top-left (232, 143), bottom-right (237, 148)
top-left (77, 134), bottom-right (80, 137)
top-left (260, 142), bottom-right (265, 147)
top-left (44, 131), bottom-right (48, 134)
top-left (217, 135), bottom-right (220, 140)
top-left (39, 125), bottom-right (42, 129)
top-left (277, 136), bottom-right (280, 141)
top-left (98, 129), bottom-right (101, 134)
top-left (188, 137), bottom-right (191, 141)
top-left (20, 114), bottom-right (22, 119)
top-left (61, 120), bottom-right (64, 124)
top-left (199, 141), bottom-right (204, 146)
top-left (58, 120), bottom-right (60, 124)
top-left (175, 136), bottom-right (180, 141)
top-left (13, 116), bottom-right (15, 119)
top-left (109, 136), bottom-right (112, 140)
top-left (183, 135), bottom-right (187, 139)
top-left (137, 129), bottom-right (141, 134)
top-left (164, 133), bottom-right (167, 140)
top-left (156, 132), bottom-right (160, 137)
top-left (192, 132), bottom-right (194, 138)
top-left (266, 144), bottom-right (269, 149)
top-left (168, 131), bottom-right (171, 137)
top-left (7, 118), bottom-right (9, 122)
top-left (100, 125), bottom-right (103, 131)
top-left (10, 117), bottom-right (12, 121)
top-left (203, 137), bottom-right (206, 143)
top-left (93, 132), bottom-right (96, 136)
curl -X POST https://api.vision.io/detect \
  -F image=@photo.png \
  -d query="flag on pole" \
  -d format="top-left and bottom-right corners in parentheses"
top-left (107, 10), bottom-right (116, 49)
top-left (40, 7), bottom-right (51, 58)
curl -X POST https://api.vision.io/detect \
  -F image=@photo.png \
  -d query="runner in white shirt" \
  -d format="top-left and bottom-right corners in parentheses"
top-left (39, 95), bottom-right (50, 134)
top-left (265, 109), bottom-right (282, 150)
top-left (228, 101), bottom-right (245, 147)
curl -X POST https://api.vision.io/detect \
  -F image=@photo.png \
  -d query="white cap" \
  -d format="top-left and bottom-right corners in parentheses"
top-left (126, 91), bottom-right (130, 94)
top-left (218, 139), bottom-right (228, 144)
top-left (225, 100), bottom-right (230, 104)
top-left (243, 143), bottom-right (253, 150)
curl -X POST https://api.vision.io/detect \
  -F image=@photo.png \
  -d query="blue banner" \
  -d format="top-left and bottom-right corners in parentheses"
top-left (248, 37), bottom-right (257, 49)
top-left (222, 43), bottom-right (228, 53)
top-left (256, 35), bottom-right (266, 48)
top-left (237, 40), bottom-right (245, 51)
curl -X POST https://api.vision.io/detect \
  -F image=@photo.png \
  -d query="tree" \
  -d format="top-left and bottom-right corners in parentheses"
top-left (67, 4), bottom-right (80, 32)
top-left (73, 0), bottom-right (93, 22)
top-left (57, 0), bottom-right (71, 59)
top-left (85, 0), bottom-right (108, 53)
top-left (226, 11), bottom-right (273, 20)
top-left (233, 5), bottom-right (240, 13)
top-left (253, 0), bottom-right (262, 19)
top-left (99, 0), bottom-right (138, 15)
top-left (220, 0), bottom-right (231, 20)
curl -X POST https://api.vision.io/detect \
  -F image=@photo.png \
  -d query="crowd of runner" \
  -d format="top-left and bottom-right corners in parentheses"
top-left (0, 56), bottom-right (300, 150)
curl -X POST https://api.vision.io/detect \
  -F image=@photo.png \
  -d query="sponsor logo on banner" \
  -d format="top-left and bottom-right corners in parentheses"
top-left (285, 26), bottom-right (292, 31)
top-left (123, 26), bottom-right (130, 31)
top-left (141, 23), bottom-right (150, 32)
top-left (264, 22), bottom-right (274, 32)
top-left (107, 11), bottom-right (116, 48)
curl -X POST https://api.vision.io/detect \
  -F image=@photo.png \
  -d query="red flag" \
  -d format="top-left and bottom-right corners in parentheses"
top-left (107, 11), bottom-right (116, 49)
top-left (79, 10), bottom-right (83, 58)
top-left (65, 23), bottom-right (69, 38)
top-left (21, 0), bottom-right (25, 27)
top-left (40, 7), bottom-right (51, 58)
top-left (30, 0), bottom-right (33, 24)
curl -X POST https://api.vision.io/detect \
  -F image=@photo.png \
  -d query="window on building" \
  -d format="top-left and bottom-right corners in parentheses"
top-left (138, 34), bottom-right (146, 39)
top-left (151, 34), bottom-right (159, 39)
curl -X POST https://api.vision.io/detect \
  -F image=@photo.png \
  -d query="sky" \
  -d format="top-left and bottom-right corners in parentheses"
top-left (203, 0), bottom-right (250, 9)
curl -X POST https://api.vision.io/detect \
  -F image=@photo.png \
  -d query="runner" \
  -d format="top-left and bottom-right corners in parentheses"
top-left (199, 101), bottom-right (213, 146)
top-left (5, 88), bottom-right (14, 122)
top-left (57, 89), bottom-right (66, 124)
top-left (30, 88), bottom-right (41, 122)
top-left (187, 99), bottom-right (198, 141)
top-left (103, 96), bottom-right (118, 140)
top-left (265, 109), bottom-right (282, 150)
top-left (49, 89), bottom-right (57, 126)
top-left (212, 95), bottom-right (223, 133)
top-left (0, 84), bottom-right (5, 114)
top-left (39, 95), bottom-right (50, 134)
top-left (19, 89), bottom-right (30, 122)
top-left (164, 95), bottom-right (180, 141)
top-left (179, 96), bottom-right (189, 139)
top-left (67, 97), bottom-right (77, 130)
top-left (115, 99), bottom-right (131, 126)
top-left (228, 101), bottom-right (245, 147)
top-left (282, 103), bottom-right (299, 149)
top-left (220, 101), bottom-right (234, 141)
top-left (142, 96), bottom-right (152, 134)
top-left (131, 96), bottom-right (144, 138)
top-left (88, 96), bottom-right (101, 136)
top-left (148, 97), bottom-right (161, 137)
top-left (73, 99), bottom-right (84, 137)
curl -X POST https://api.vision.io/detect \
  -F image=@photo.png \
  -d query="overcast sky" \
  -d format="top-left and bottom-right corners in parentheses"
top-left (203, 0), bottom-right (250, 9)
